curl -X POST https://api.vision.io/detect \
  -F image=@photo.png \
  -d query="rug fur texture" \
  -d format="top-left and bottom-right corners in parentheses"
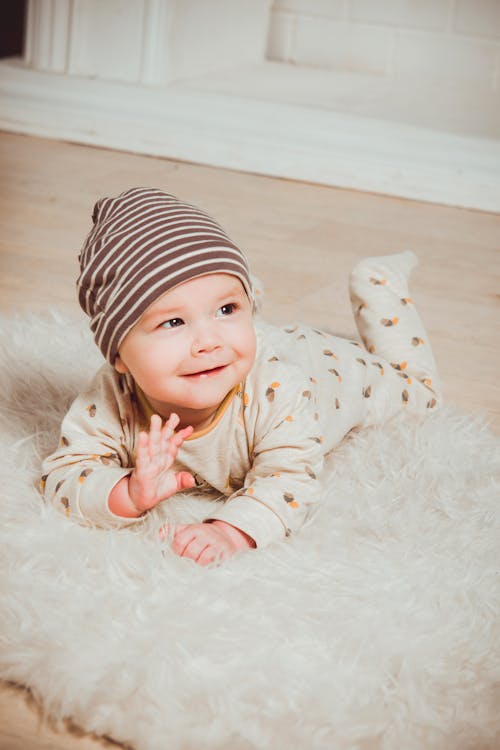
top-left (0, 312), bottom-right (499, 750)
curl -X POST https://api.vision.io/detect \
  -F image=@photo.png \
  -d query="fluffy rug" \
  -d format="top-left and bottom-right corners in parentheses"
top-left (0, 311), bottom-right (499, 750)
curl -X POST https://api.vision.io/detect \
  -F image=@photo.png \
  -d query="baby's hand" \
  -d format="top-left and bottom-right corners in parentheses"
top-left (128, 413), bottom-right (195, 513)
top-left (166, 520), bottom-right (256, 566)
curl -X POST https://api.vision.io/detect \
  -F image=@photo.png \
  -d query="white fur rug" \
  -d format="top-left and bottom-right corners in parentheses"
top-left (0, 312), bottom-right (499, 750)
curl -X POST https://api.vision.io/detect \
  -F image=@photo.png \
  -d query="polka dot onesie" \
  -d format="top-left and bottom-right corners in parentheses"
top-left (42, 251), bottom-right (441, 549)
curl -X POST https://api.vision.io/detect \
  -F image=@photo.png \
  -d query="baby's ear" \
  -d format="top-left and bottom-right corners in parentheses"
top-left (114, 355), bottom-right (129, 374)
top-left (250, 273), bottom-right (265, 314)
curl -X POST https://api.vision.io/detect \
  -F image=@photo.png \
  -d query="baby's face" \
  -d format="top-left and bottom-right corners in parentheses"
top-left (115, 273), bottom-right (256, 428)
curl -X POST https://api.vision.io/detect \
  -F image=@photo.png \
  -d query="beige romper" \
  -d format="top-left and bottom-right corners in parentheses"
top-left (42, 252), bottom-right (440, 548)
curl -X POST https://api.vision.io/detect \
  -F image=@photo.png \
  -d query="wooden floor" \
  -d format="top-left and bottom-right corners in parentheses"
top-left (0, 131), bottom-right (499, 749)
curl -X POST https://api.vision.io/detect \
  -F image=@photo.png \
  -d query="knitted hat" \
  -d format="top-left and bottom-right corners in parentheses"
top-left (77, 187), bottom-right (253, 364)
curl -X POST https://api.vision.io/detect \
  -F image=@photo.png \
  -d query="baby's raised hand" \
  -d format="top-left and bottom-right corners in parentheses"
top-left (167, 520), bottom-right (256, 566)
top-left (128, 413), bottom-right (195, 513)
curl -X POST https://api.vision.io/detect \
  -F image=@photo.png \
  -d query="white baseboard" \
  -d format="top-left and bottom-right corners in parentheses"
top-left (1, 59), bottom-right (499, 213)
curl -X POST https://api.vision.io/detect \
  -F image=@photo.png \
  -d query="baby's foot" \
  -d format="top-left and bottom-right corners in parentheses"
top-left (351, 250), bottom-right (418, 295)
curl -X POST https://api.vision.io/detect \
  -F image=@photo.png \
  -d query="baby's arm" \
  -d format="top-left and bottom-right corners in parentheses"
top-left (164, 378), bottom-right (324, 564)
top-left (204, 381), bottom-right (325, 551)
top-left (43, 366), bottom-right (196, 527)
top-left (109, 413), bottom-right (195, 517)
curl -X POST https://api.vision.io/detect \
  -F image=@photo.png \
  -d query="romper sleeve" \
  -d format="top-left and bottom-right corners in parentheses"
top-left (40, 365), bottom-right (141, 528)
top-left (207, 367), bottom-right (325, 548)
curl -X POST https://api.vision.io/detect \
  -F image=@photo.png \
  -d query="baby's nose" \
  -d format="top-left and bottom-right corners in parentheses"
top-left (191, 323), bottom-right (222, 355)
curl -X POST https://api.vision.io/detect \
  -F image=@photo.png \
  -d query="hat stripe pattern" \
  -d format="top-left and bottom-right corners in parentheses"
top-left (77, 188), bottom-right (252, 364)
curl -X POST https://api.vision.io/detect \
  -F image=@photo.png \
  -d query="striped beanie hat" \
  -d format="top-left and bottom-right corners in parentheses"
top-left (77, 187), bottom-right (253, 364)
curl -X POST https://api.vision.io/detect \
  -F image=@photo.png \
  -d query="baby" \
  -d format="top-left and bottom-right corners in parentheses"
top-left (42, 187), bottom-right (441, 565)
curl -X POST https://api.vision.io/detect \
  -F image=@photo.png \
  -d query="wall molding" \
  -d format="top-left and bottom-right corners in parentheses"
top-left (1, 59), bottom-right (499, 213)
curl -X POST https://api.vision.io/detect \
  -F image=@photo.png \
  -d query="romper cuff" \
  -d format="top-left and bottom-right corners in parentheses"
top-left (206, 494), bottom-right (286, 549)
top-left (77, 467), bottom-right (140, 528)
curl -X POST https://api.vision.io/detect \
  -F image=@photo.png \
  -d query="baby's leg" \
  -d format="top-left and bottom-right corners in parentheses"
top-left (349, 251), bottom-right (441, 413)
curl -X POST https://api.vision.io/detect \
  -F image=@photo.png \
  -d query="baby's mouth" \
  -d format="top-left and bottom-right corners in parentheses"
top-left (183, 365), bottom-right (227, 379)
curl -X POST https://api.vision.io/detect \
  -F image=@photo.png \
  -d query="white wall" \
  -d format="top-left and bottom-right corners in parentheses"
top-left (268, 0), bottom-right (500, 89)
top-left (1, 0), bottom-right (499, 211)
top-left (24, 0), bottom-right (272, 84)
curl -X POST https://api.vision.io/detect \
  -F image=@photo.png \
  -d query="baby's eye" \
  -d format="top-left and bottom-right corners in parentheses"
top-left (161, 318), bottom-right (184, 329)
top-left (217, 303), bottom-right (236, 317)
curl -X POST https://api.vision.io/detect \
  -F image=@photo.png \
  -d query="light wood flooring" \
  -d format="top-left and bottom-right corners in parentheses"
top-left (0, 131), bottom-right (499, 749)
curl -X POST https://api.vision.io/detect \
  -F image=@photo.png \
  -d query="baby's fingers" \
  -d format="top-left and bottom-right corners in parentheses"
top-left (176, 471), bottom-right (195, 491)
top-left (141, 414), bottom-right (194, 472)
top-left (147, 414), bottom-right (164, 460)
top-left (159, 414), bottom-right (179, 456)
top-left (161, 425), bottom-right (194, 469)
top-left (171, 525), bottom-right (196, 557)
top-left (170, 524), bottom-right (221, 565)
top-left (136, 415), bottom-right (171, 471)
top-left (161, 412), bottom-right (180, 440)
top-left (169, 425), bottom-right (194, 451)
top-left (135, 430), bottom-right (152, 472)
